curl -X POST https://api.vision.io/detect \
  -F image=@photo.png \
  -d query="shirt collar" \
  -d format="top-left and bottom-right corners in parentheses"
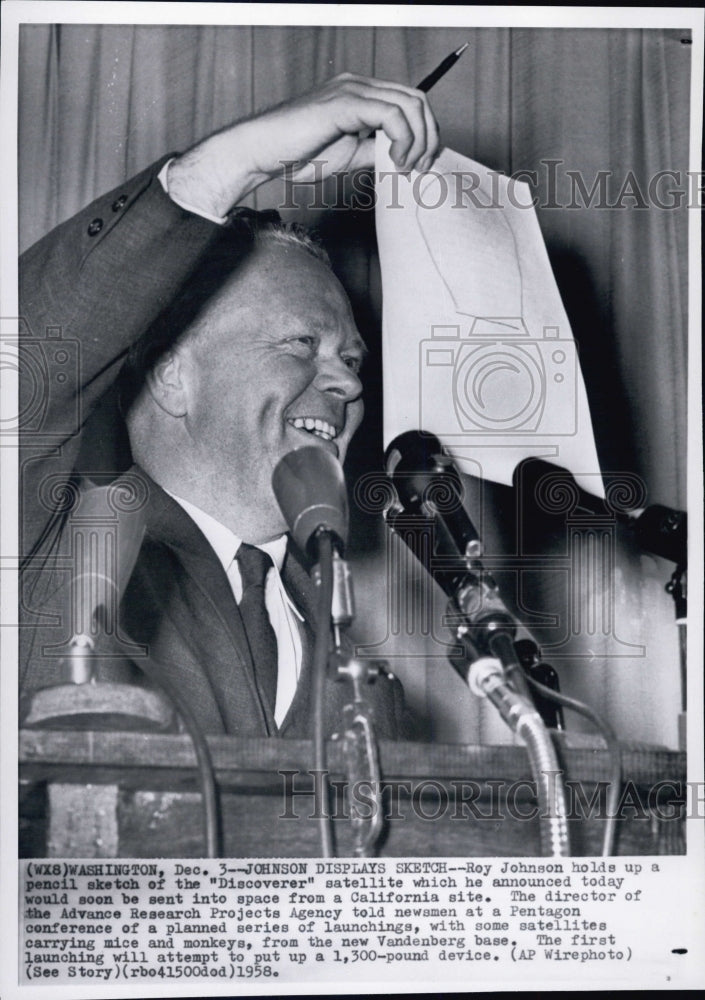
top-left (163, 490), bottom-right (288, 573)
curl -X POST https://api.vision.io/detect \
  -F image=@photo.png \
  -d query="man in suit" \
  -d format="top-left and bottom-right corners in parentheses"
top-left (19, 74), bottom-right (440, 738)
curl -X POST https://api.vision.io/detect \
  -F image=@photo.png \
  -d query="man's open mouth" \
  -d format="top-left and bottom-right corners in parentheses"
top-left (287, 416), bottom-right (339, 443)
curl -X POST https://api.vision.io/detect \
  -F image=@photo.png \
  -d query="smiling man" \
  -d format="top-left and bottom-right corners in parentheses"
top-left (126, 231), bottom-right (366, 544)
top-left (19, 74), bottom-right (439, 737)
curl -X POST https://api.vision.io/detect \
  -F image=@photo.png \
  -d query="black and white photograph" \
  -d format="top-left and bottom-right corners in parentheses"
top-left (1, 2), bottom-right (703, 994)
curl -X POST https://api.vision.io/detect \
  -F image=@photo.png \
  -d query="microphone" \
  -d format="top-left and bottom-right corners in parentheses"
top-left (384, 431), bottom-right (529, 691)
top-left (384, 430), bottom-right (482, 601)
top-left (514, 457), bottom-right (687, 565)
top-left (272, 445), bottom-right (354, 632)
top-left (272, 446), bottom-right (349, 557)
top-left (272, 451), bottom-right (361, 859)
top-left (385, 430), bottom-right (480, 556)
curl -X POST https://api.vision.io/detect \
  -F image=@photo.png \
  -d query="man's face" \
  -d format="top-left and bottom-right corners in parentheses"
top-left (178, 242), bottom-right (365, 539)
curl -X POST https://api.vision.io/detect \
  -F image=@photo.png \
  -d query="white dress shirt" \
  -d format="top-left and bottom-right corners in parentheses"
top-left (158, 159), bottom-right (229, 225)
top-left (164, 491), bottom-right (303, 726)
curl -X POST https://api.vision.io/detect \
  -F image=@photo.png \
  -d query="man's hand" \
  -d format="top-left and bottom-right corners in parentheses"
top-left (167, 73), bottom-right (440, 218)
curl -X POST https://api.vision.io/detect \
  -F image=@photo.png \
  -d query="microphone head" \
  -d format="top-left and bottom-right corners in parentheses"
top-left (272, 446), bottom-right (349, 556)
top-left (385, 430), bottom-right (444, 478)
top-left (513, 457), bottom-right (607, 519)
top-left (385, 430), bottom-right (465, 520)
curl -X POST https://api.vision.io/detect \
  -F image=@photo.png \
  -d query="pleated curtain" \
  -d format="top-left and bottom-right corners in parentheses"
top-left (18, 25), bottom-right (692, 746)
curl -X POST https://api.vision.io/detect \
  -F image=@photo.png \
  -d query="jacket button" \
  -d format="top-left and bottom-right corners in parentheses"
top-left (87, 218), bottom-right (103, 236)
top-left (112, 195), bottom-right (127, 211)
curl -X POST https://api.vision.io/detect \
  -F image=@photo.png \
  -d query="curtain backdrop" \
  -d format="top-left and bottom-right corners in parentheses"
top-left (18, 24), bottom-right (691, 746)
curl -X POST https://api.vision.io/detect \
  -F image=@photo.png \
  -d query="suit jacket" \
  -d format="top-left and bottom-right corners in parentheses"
top-left (19, 158), bottom-right (408, 739)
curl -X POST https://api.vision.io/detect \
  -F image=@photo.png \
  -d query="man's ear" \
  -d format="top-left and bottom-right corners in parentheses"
top-left (145, 349), bottom-right (189, 417)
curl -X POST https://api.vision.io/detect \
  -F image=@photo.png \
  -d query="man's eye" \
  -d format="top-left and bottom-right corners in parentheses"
top-left (290, 335), bottom-right (316, 350)
top-left (343, 355), bottom-right (363, 374)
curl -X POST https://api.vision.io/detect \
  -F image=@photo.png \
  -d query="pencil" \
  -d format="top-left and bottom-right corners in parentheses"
top-left (416, 42), bottom-right (469, 93)
top-left (362, 43), bottom-right (469, 141)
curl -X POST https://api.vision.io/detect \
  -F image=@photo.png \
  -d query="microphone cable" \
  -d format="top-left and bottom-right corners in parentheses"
top-left (525, 675), bottom-right (621, 858)
top-left (470, 659), bottom-right (571, 857)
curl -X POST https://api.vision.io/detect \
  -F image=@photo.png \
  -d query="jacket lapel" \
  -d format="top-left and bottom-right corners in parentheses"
top-left (126, 466), bottom-right (273, 734)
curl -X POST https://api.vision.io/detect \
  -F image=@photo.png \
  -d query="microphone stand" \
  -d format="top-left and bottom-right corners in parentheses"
top-left (665, 564), bottom-right (687, 748)
top-left (386, 504), bottom-right (534, 703)
top-left (316, 548), bottom-right (385, 858)
top-left (22, 480), bottom-right (173, 731)
top-left (438, 530), bottom-right (571, 855)
top-left (331, 652), bottom-right (385, 859)
top-left (384, 468), bottom-right (572, 856)
top-left (272, 446), bottom-right (386, 858)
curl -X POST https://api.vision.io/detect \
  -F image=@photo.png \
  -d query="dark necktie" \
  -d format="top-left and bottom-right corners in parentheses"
top-left (236, 543), bottom-right (278, 710)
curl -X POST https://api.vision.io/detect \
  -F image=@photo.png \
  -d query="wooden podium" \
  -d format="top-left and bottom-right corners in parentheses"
top-left (19, 730), bottom-right (686, 858)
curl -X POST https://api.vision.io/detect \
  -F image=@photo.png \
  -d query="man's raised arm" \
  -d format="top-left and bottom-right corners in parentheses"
top-left (167, 72), bottom-right (439, 217)
top-left (19, 74), bottom-right (439, 558)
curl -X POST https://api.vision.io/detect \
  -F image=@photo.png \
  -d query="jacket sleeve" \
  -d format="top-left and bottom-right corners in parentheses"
top-left (18, 157), bottom-right (222, 560)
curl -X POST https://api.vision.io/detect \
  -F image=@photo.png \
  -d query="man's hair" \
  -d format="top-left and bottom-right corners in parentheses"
top-left (247, 209), bottom-right (331, 265)
top-left (119, 209), bottom-right (330, 415)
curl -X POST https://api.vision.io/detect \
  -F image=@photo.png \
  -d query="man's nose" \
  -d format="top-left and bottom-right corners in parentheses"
top-left (314, 354), bottom-right (363, 401)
